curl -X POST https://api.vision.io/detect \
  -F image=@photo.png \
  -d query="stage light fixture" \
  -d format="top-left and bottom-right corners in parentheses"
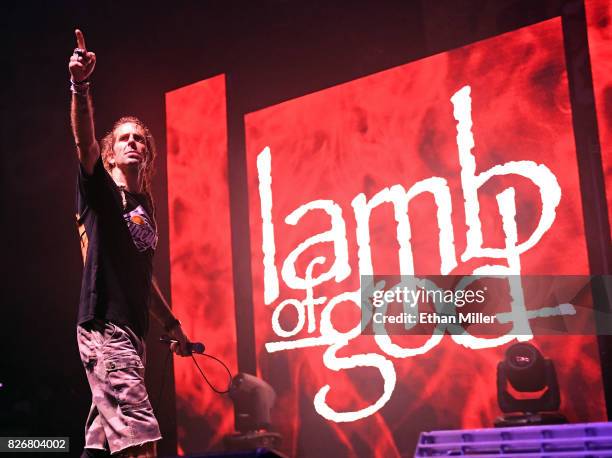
top-left (495, 342), bottom-right (566, 427)
top-left (229, 372), bottom-right (276, 432)
top-left (224, 373), bottom-right (285, 454)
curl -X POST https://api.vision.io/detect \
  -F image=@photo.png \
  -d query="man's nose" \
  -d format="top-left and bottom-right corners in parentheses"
top-left (128, 135), bottom-right (137, 147)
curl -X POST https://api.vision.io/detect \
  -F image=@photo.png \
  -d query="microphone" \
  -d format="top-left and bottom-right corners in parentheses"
top-left (159, 335), bottom-right (205, 354)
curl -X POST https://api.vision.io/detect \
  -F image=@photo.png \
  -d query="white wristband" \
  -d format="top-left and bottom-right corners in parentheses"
top-left (70, 79), bottom-right (90, 96)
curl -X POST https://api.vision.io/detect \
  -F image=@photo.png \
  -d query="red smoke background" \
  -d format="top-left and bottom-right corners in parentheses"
top-left (166, 10), bottom-right (611, 457)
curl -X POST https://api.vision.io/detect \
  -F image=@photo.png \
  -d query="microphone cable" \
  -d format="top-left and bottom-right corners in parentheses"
top-left (156, 339), bottom-right (234, 410)
top-left (190, 352), bottom-right (232, 394)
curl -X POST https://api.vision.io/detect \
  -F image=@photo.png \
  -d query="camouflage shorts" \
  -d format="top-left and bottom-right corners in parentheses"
top-left (77, 320), bottom-right (162, 455)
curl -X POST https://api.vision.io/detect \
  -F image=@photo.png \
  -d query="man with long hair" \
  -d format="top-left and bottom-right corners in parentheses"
top-left (69, 29), bottom-right (192, 458)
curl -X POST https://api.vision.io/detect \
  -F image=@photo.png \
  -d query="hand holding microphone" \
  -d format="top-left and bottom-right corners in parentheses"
top-left (161, 319), bottom-right (203, 356)
top-left (160, 334), bottom-right (205, 355)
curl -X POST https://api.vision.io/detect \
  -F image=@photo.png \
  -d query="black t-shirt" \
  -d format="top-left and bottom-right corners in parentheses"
top-left (76, 156), bottom-right (157, 338)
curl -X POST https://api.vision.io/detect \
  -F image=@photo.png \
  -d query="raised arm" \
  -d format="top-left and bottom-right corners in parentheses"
top-left (69, 29), bottom-right (99, 174)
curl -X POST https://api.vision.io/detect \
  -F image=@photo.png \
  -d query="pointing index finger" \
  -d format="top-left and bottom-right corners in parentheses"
top-left (75, 29), bottom-right (86, 51)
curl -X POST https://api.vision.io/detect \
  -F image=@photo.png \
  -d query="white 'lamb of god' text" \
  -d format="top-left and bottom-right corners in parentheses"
top-left (257, 85), bottom-right (568, 422)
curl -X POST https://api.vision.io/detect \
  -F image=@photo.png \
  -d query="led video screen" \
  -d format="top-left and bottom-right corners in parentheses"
top-left (167, 16), bottom-right (608, 457)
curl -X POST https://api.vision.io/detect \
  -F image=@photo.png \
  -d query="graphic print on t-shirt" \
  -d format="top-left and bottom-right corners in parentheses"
top-left (124, 205), bottom-right (158, 252)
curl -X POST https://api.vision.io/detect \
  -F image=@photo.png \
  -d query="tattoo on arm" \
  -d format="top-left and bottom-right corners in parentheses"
top-left (71, 90), bottom-right (99, 173)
